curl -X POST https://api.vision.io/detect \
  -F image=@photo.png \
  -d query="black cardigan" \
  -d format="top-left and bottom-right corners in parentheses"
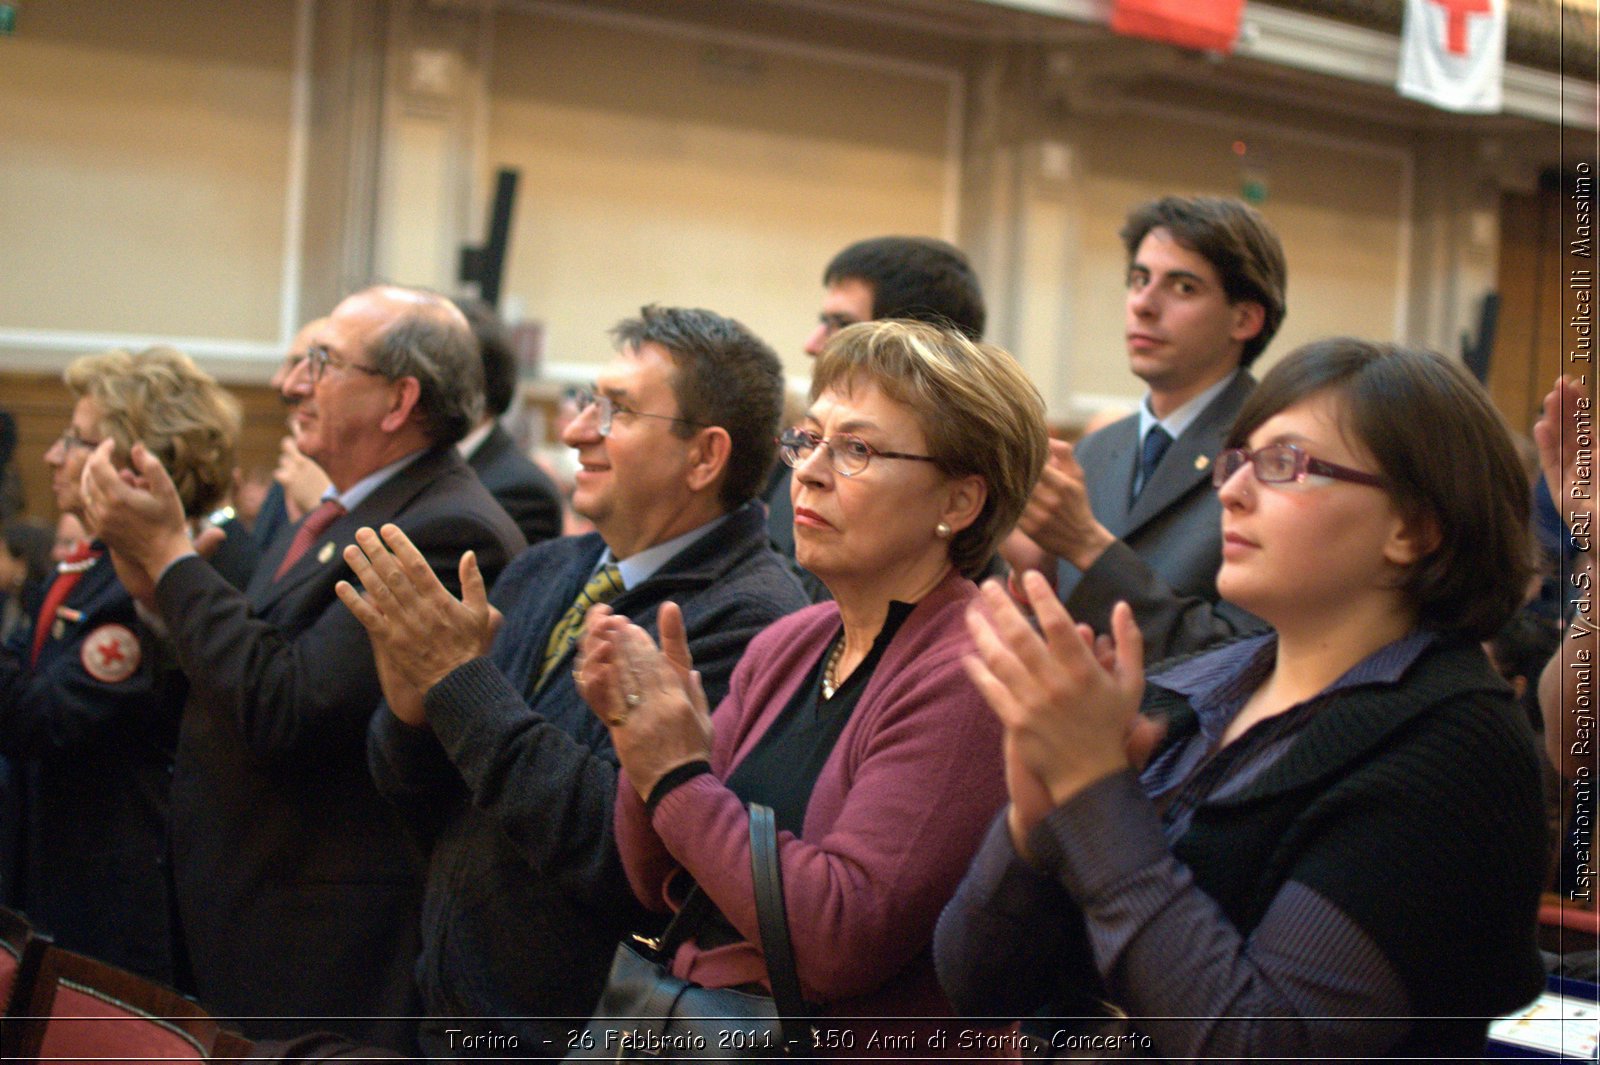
top-left (1143, 636), bottom-right (1547, 1053)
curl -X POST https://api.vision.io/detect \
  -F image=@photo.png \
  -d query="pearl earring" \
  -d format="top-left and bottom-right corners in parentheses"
top-left (935, 522), bottom-right (952, 539)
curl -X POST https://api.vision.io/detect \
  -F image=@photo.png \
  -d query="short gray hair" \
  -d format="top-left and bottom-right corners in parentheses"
top-left (362, 286), bottom-right (484, 444)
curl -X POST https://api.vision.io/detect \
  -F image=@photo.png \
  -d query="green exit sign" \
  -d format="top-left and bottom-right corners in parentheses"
top-left (0, 4), bottom-right (15, 37)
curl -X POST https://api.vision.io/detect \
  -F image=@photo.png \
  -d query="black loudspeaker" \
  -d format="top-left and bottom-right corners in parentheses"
top-left (459, 168), bottom-right (519, 307)
top-left (1462, 291), bottom-right (1500, 384)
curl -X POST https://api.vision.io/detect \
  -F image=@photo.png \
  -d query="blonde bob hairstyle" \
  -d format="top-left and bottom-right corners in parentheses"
top-left (65, 347), bottom-right (241, 518)
top-left (811, 320), bottom-right (1048, 578)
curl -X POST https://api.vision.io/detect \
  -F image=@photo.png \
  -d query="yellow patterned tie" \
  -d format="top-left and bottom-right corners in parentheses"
top-left (537, 563), bottom-right (624, 689)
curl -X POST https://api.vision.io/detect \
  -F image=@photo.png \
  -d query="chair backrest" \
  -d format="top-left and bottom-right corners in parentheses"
top-left (0, 905), bottom-right (38, 1013)
top-left (12, 943), bottom-right (235, 1065)
top-left (0, 905), bottom-right (50, 1061)
top-left (1537, 895), bottom-right (1600, 955)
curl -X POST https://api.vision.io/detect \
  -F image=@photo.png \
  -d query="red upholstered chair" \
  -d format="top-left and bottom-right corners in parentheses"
top-left (10, 943), bottom-right (247, 1065)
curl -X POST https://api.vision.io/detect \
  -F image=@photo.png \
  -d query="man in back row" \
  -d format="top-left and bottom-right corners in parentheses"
top-left (84, 285), bottom-right (526, 1050)
top-left (344, 305), bottom-right (810, 1057)
top-left (454, 297), bottom-right (565, 546)
top-left (1007, 195), bottom-right (1288, 660)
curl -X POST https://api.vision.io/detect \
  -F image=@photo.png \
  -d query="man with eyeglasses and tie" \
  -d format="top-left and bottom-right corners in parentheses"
top-left (345, 303), bottom-right (807, 1059)
top-left (1004, 196), bottom-right (1287, 661)
top-left (81, 285), bottom-right (525, 1052)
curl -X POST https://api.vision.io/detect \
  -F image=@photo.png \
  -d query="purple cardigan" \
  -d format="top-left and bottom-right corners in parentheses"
top-left (614, 569), bottom-right (1007, 1045)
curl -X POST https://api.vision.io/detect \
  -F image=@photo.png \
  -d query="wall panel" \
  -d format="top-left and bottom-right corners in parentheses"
top-left (486, 8), bottom-right (956, 377)
top-left (0, 0), bottom-right (297, 350)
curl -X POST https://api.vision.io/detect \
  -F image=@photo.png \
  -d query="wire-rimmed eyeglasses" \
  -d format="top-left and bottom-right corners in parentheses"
top-left (55, 427), bottom-right (104, 453)
top-left (571, 388), bottom-right (709, 438)
top-left (778, 427), bottom-right (940, 478)
top-left (304, 345), bottom-right (389, 385)
top-left (1213, 443), bottom-right (1386, 489)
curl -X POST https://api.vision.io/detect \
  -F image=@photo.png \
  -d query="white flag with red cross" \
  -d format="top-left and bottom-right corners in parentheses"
top-left (1398, 0), bottom-right (1508, 113)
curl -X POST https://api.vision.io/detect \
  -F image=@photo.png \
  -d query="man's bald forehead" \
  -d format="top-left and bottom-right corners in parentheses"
top-left (340, 285), bottom-right (472, 347)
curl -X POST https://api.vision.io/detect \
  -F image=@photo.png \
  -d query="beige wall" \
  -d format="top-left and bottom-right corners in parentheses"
top-left (0, 0), bottom-right (297, 351)
top-left (0, 0), bottom-right (1568, 429)
top-left (485, 7), bottom-right (955, 378)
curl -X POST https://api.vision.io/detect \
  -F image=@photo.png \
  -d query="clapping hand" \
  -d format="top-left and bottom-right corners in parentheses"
top-left (576, 602), bottom-right (713, 800)
top-left (1534, 375), bottom-right (1593, 533)
top-left (1016, 439), bottom-right (1117, 571)
top-left (80, 441), bottom-right (197, 607)
top-left (335, 524), bottom-right (501, 724)
top-left (965, 572), bottom-right (1153, 852)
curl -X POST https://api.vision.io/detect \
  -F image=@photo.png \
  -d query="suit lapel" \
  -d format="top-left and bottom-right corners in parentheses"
top-left (1124, 372), bottom-right (1255, 537)
top-left (1083, 419), bottom-right (1138, 538)
top-left (250, 446), bottom-right (457, 613)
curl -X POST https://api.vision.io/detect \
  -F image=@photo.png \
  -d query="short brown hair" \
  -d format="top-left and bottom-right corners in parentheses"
top-left (611, 305), bottom-right (785, 512)
top-left (811, 320), bottom-right (1048, 578)
top-left (1226, 338), bottom-right (1530, 640)
top-left (65, 347), bottom-right (241, 517)
top-left (1121, 196), bottom-right (1287, 368)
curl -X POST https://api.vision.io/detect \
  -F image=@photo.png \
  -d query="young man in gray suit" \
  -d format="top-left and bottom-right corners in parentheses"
top-left (1007, 196), bottom-right (1288, 661)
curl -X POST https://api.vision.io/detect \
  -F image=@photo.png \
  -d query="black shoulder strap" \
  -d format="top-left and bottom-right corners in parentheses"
top-left (750, 803), bottom-right (810, 1053)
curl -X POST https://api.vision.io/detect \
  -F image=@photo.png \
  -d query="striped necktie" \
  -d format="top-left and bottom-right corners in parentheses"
top-left (537, 563), bottom-right (624, 689)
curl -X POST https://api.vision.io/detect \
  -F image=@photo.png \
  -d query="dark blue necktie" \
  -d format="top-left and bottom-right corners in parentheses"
top-left (1135, 426), bottom-right (1173, 500)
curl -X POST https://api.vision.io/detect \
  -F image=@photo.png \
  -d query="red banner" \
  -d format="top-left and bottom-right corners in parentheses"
top-left (1110, 0), bottom-right (1245, 54)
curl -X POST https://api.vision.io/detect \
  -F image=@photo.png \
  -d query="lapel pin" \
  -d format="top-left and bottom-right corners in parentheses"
top-left (1194, 455), bottom-right (1210, 471)
top-left (318, 542), bottom-right (336, 565)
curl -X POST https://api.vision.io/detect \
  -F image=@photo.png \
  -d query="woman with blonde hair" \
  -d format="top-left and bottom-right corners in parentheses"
top-left (0, 346), bottom-right (249, 982)
top-left (577, 319), bottom-right (1048, 1053)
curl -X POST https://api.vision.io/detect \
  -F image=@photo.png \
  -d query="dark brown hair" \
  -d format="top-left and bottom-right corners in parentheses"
top-left (1227, 338), bottom-right (1531, 640)
top-left (824, 237), bottom-right (986, 340)
top-left (611, 305), bottom-right (784, 511)
top-left (1121, 196), bottom-right (1287, 367)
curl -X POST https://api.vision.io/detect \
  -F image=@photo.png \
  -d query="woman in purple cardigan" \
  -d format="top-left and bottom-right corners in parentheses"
top-left (576, 319), bottom-right (1048, 1054)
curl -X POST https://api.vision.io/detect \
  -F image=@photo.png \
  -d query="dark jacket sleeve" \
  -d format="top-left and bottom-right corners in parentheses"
top-left (934, 815), bottom-right (1095, 1018)
top-left (154, 510), bottom-right (513, 766)
top-left (367, 707), bottom-right (469, 842)
top-left (0, 599), bottom-right (174, 757)
top-left (1068, 539), bottom-right (1264, 661)
top-left (420, 588), bottom-right (782, 910)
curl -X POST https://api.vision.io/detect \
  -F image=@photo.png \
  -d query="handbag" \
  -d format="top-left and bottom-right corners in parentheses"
top-left (566, 804), bottom-right (812, 1060)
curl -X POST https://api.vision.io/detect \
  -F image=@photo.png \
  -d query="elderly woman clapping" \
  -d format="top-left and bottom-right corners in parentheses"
top-left (2, 347), bottom-right (247, 983)
top-left (576, 320), bottom-right (1048, 1052)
